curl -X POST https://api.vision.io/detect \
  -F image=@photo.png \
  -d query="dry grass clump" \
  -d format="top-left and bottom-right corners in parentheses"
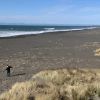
top-left (0, 80), bottom-right (59, 100)
top-left (94, 48), bottom-right (100, 56)
top-left (1, 68), bottom-right (100, 100)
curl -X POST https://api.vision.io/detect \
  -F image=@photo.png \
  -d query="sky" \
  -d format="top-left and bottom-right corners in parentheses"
top-left (0, 0), bottom-right (100, 25)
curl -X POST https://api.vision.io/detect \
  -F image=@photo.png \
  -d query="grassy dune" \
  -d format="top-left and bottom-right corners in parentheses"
top-left (1, 68), bottom-right (100, 100)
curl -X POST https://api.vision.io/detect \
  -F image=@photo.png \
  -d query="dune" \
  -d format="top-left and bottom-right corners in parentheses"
top-left (0, 68), bottom-right (100, 100)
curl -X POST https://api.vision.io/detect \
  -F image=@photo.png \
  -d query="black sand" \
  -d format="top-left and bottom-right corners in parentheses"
top-left (0, 28), bottom-right (100, 93)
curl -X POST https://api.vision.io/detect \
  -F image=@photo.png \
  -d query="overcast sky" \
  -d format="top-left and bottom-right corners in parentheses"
top-left (0, 0), bottom-right (100, 25)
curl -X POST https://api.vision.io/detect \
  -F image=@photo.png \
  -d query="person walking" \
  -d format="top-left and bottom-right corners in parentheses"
top-left (5, 65), bottom-right (13, 77)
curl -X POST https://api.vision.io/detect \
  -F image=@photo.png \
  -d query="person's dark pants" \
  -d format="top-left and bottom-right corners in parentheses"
top-left (7, 72), bottom-right (10, 77)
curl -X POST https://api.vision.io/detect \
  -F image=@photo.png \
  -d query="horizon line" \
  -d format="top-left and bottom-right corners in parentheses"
top-left (0, 23), bottom-right (99, 26)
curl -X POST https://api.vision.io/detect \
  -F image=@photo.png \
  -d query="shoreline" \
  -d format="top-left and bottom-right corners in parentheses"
top-left (0, 27), bottom-right (98, 39)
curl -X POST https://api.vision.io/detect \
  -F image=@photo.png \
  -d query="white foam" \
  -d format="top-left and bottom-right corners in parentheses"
top-left (0, 31), bottom-right (45, 37)
top-left (44, 28), bottom-right (55, 30)
top-left (0, 27), bottom-right (97, 37)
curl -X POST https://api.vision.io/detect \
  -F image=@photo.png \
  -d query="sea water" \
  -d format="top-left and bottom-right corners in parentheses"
top-left (0, 25), bottom-right (97, 37)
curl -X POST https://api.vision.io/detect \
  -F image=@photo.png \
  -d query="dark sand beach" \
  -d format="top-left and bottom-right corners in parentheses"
top-left (0, 28), bottom-right (100, 93)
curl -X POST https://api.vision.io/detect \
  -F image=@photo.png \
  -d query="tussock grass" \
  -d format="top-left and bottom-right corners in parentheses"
top-left (1, 68), bottom-right (100, 100)
top-left (94, 48), bottom-right (100, 56)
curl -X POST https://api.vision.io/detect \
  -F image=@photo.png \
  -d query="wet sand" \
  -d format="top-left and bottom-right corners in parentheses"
top-left (0, 28), bottom-right (100, 93)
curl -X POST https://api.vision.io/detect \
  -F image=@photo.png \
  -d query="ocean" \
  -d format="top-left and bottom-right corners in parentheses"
top-left (0, 25), bottom-right (97, 37)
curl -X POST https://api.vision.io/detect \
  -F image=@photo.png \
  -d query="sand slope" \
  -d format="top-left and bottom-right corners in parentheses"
top-left (0, 68), bottom-right (100, 100)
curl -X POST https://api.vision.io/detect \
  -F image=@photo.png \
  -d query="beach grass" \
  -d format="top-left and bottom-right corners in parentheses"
top-left (94, 48), bottom-right (100, 56)
top-left (0, 68), bottom-right (100, 100)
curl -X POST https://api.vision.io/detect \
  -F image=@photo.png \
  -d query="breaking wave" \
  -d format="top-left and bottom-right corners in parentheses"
top-left (0, 26), bottom-right (97, 37)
